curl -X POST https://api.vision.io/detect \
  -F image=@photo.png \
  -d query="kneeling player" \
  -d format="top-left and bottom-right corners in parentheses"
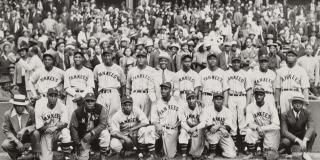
top-left (179, 91), bottom-right (206, 159)
top-left (205, 93), bottom-right (236, 159)
top-left (69, 93), bottom-right (110, 160)
top-left (35, 88), bottom-right (72, 160)
top-left (245, 87), bottom-right (280, 158)
top-left (110, 96), bottom-right (151, 159)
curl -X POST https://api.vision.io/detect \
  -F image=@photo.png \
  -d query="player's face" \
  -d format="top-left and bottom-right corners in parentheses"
top-left (213, 97), bottom-right (223, 109)
top-left (254, 92), bottom-right (265, 103)
top-left (122, 102), bottom-right (133, 115)
top-left (85, 99), bottom-right (95, 110)
top-left (161, 86), bottom-right (171, 98)
top-left (182, 57), bottom-right (192, 70)
top-left (159, 58), bottom-right (168, 70)
top-left (43, 56), bottom-right (54, 68)
top-left (286, 53), bottom-right (297, 64)
top-left (137, 55), bottom-right (147, 66)
top-left (74, 54), bottom-right (83, 66)
top-left (269, 46), bottom-right (276, 53)
top-left (231, 60), bottom-right (241, 71)
top-left (259, 60), bottom-right (269, 71)
top-left (14, 105), bottom-right (25, 115)
top-left (47, 93), bottom-right (58, 106)
top-left (292, 100), bottom-right (304, 112)
top-left (102, 53), bottom-right (113, 65)
top-left (207, 56), bottom-right (218, 68)
top-left (187, 96), bottom-right (196, 109)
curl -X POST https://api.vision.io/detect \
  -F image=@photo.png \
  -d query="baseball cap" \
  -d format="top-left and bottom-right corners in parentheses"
top-left (267, 43), bottom-right (278, 47)
top-left (160, 82), bottom-right (172, 88)
top-left (186, 91), bottom-right (196, 99)
top-left (231, 55), bottom-right (241, 62)
top-left (286, 50), bottom-right (297, 56)
top-left (84, 93), bottom-right (96, 101)
top-left (181, 54), bottom-right (192, 61)
top-left (121, 96), bottom-right (133, 104)
top-left (136, 50), bottom-right (147, 57)
top-left (102, 49), bottom-right (113, 55)
top-left (212, 92), bottom-right (224, 99)
top-left (253, 86), bottom-right (265, 93)
top-left (42, 53), bottom-right (55, 61)
top-left (47, 88), bottom-right (58, 95)
top-left (207, 52), bottom-right (217, 59)
top-left (258, 54), bottom-right (269, 61)
top-left (74, 51), bottom-right (84, 57)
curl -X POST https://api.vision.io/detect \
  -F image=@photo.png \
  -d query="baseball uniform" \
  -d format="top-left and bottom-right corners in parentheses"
top-left (199, 68), bottom-right (229, 108)
top-left (29, 67), bottom-right (64, 97)
top-left (179, 101), bottom-right (205, 157)
top-left (250, 68), bottom-right (276, 105)
top-left (226, 68), bottom-right (252, 136)
top-left (204, 106), bottom-right (237, 158)
top-left (64, 66), bottom-right (94, 122)
top-left (35, 98), bottom-right (71, 160)
top-left (245, 101), bottom-right (280, 150)
top-left (175, 69), bottom-right (201, 100)
top-left (126, 66), bottom-right (157, 118)
top-left (93, 63), bottom-right (126, 119)
top-left (275, 64), bottom-right (309, 113)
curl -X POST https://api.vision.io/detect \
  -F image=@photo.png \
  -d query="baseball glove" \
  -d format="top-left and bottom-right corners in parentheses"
top-left (263, 148), bottom-right (279, 160)
top-left (186, 117), bottom-right (199, 128)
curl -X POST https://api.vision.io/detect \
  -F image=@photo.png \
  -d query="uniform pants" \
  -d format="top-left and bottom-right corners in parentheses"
top-left (40, 128), bottom-right (71, 160)
top-left (2, 130), bottom-right (41, 159)
top-left (66, 94), bottom-right (80, 123)
top-left (96, 90), bottom-right (121, 120)
top-left (228, 95), bottom-right (247, 136)
top-left (245, 128), bottom-right (280, 150)
top-left (131, 92), bottom-right (151, 119)
top-left (280, 91), bottom-right (301, 114)
top-left (205, 130), bottom-right (237, 158)
top-left (78, 129), bottom-right (110, 160)
top-left (179, 128), bottom-right (205, 157)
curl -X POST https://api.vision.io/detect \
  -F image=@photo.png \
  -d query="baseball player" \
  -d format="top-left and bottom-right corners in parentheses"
top-left (178, 91), bottom-right (206, 160)
top-left (110, 96), bottom-right (151, 159)
top-left (204, 93), bottom-right (236, 159)
top-left (29, 53), bottom-right (64, 99)
top-left (199, 53), bottom-right (229, 108)
top-left (69, 93), bottom-right (110, 160)
top-left (250, 54), bottom-right (277, 106)
top-left (93, 50), bottom-right (126, 119)
top-left (34, 88), bottom-right (72, 160)
top-left (245, 86), bottom-right (280, 158)
top-left (275, 50), bottom-right (309, 113)
top-left (226, 55), bottom-right (252, 149)
top-left (175, 54), bottom-right (201, 100)
top-left (64, 51), bottom-right (94, 122)
top-left (126, 51), bottom-right (156, 118)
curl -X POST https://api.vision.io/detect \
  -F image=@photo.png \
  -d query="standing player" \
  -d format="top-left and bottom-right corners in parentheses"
top-left (199, 53), bottom-right (229, 108)
top-left (275, 50), bottom-right (309, 113)
top-left (179, 91), bottom-right (206, 160)
top-left (175, 54), bottom-right (201, 100)
top-left (110, 96), bottom-right (151, 159)
top-left (35, 88), bottom-right (72, 160)
top-left (126, 51), bottom-right (156, 118)
top-left (204, 93), bottom-right (236, 159)
top-left (226, 55), bottom-right (252, 149)
top-left (64, 51), bottom-right (94, 121)
top-left (94, 50), bottom-right (126, 119)
top-left (250, 54), bottom-right (277, 105)
top-left (245, 87), bottom-right (280, 158)
top-left (29, 53), bottom-right (64, 99)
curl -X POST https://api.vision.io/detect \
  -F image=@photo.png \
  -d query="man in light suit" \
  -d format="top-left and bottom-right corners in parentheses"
top-left (2, 94), bottom-right (41, 159)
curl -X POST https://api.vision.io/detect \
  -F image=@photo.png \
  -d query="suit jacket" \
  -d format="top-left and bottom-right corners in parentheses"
top-left (281, 109), bottom-right (315, 142)
top-left (55, 52), bottom-right (71, 70)
top-left (0, 55), bottom-right (11, 75)
top-left (90, 55), bottom-right (101, 69)
top-left (218, 52), bottom-right (231, 71)
top-left (2, 106), bottom-right (36, 141)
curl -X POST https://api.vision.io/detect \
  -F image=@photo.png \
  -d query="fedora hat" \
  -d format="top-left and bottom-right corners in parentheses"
top-left (9, 94), bottom-right (29, 106)
top-left (289, 94), bottom-right (307, 104)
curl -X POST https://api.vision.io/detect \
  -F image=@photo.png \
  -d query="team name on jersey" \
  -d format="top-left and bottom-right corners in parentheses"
top-left (158, 105), bottom-right (179, 116)
top-left (212, 116), bottom-right (225, 124)
top-left (203, 75), bottom-right (223, 82)
top-left (69, 74), bottom-right (88, 81)
top-left (280, 74), bottom-right (300, 84)
top-left (97, 71), bottom-right (119, 80)
top-left (41, 113), bottom-right (61, 121)
top-left (132, 74), bottom-right (151, 81)
top-left (40, 76), bottom-right (59, 82)
top-left (187, 114), bottom-right (200, 120)
top-left (120, 117), bottom-right (137, 125)
top-left (254, 77), bottom-right (272, 85)
top-left (253, 112), bottom-right (271, 120)
top-left (228, 75), bottom-right (245, 83)
top-left (179, 76), bottom-right (195, 83)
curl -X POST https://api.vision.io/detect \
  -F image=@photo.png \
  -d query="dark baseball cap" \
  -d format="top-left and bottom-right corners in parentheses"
top-left (84, 93), bottom-right (96, 101)
top-left (47, 88), bottom-right (58, 95)
top-left (121, 96), bottom-right (133, 104)
top-left (160, 82), bottom-right (172, 88)
top-left (253, 86), bottom-right (265, 93)
top-left (186, 91), bottom-right (196, 99)
top-left (258, 54), bottom-right (269, 61)
top-left (136, 51), bottom-right (147, 57)
top-left (102, 49), bottom-right (113, 55)
top-left (286, 50), bottom-right (297, 56)
top-left (74, 51), bottom-right (84, 57)
top-left (43, 53), bottom-right (55, 60)
top-left (181, 54), bottom-right (192, 61)
top-left (207, 52), bottom-right (217, 59)
top-left (212, 92), bottom-right (224, 99)
top-left (231, 55), bottom-right (241, 62)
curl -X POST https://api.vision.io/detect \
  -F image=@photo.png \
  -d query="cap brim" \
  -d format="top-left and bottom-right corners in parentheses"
top-left (122, 100), bottom-right (133, 104)
top-left (231, 58), bottom-right (241, 62)
top-left (85, 97), bottom-right (96, 101)
top-left (289, 98), bottom-right (307, 104)
top-left (9, 99), bottom-right (29, 106)
top-left (160, 84), bottom-right (171, 88)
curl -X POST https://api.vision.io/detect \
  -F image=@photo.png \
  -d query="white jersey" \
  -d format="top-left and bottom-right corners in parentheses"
top-left (111, 107), bottom-right (149, 135)
top-left (29, 67), bottom-right (64, 95)
top-left (246, 102), bottom-right (280, 130)
top-left (35, 98), bottom-right (68, 129)
top-left (205, 107), bottom-right (232, 129)
top-left (127, 66), bottom-right (155, 92)
top-left (199, 68), bottom-right (229, 93)
top-left (250, 68), bottom-right (276, 93)
top-left (151, 97), bottom-right (182, 128)
top-left (179, 102), bottom-right (204, 129)
top-left (175, 69), bottom-right (201, 91)
top-left (93, 63), bottom-right (126, 91)
top-left (275, 65), bottom-right (310, 90)
top-left (226, 69), bottom-right (252, 93)
top-left (64, 66), bottom-right (94, 92)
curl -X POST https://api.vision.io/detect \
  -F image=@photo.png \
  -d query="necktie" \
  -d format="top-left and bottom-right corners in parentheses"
top-left (162, 69), bottom-right (166, 83)
top-left (295, 113), bottom-right (299, 122)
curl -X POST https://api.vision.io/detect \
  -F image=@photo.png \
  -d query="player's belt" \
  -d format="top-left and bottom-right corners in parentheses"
top-left (133, 90), bottom-right (148, 93)
top-left (229, 93), bottom-right (246, 96)
top-left (164, 126), bottom-right (176, 130)
top-left (99, 89), bottom-right (112, 93)
top-left (203, 92), bottom-right (219, 96)
top-left (265, 91), bottom-right (274, 94)
top-left (281, 88), bottom-right (299, 92)
top-left (180, 90), bottom-right (188, 94)
top-left (75, 90), bottom-right (84, 93)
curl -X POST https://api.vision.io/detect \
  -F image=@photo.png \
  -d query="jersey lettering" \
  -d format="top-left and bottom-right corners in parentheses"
top-left (69, 74), bottom-right (89, 81)
top-left (41, 113), bottom-right (61, 122)
top-left (280, 74), bottom-right (301, 84)
top-left (39, 76), bottom-right (59, 82)
top-left (179, 76), bottom-right (195, 83)
top-left (212, 117), bottom-right (225, 125)
top-left (120, 117), bottom-right (137, 125)
top-left (97, 71), bottom-right (119, 80)
top-left (253, 112), bottom-right (271, 120)
top-left (132, 74), bottom-right (151, 81)
top-left (254, 77), bottom-right (272, 85)
top-left (203, 75), bottom-right (223, 82)
top-left (228, 75), bottom-right (245, 83)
